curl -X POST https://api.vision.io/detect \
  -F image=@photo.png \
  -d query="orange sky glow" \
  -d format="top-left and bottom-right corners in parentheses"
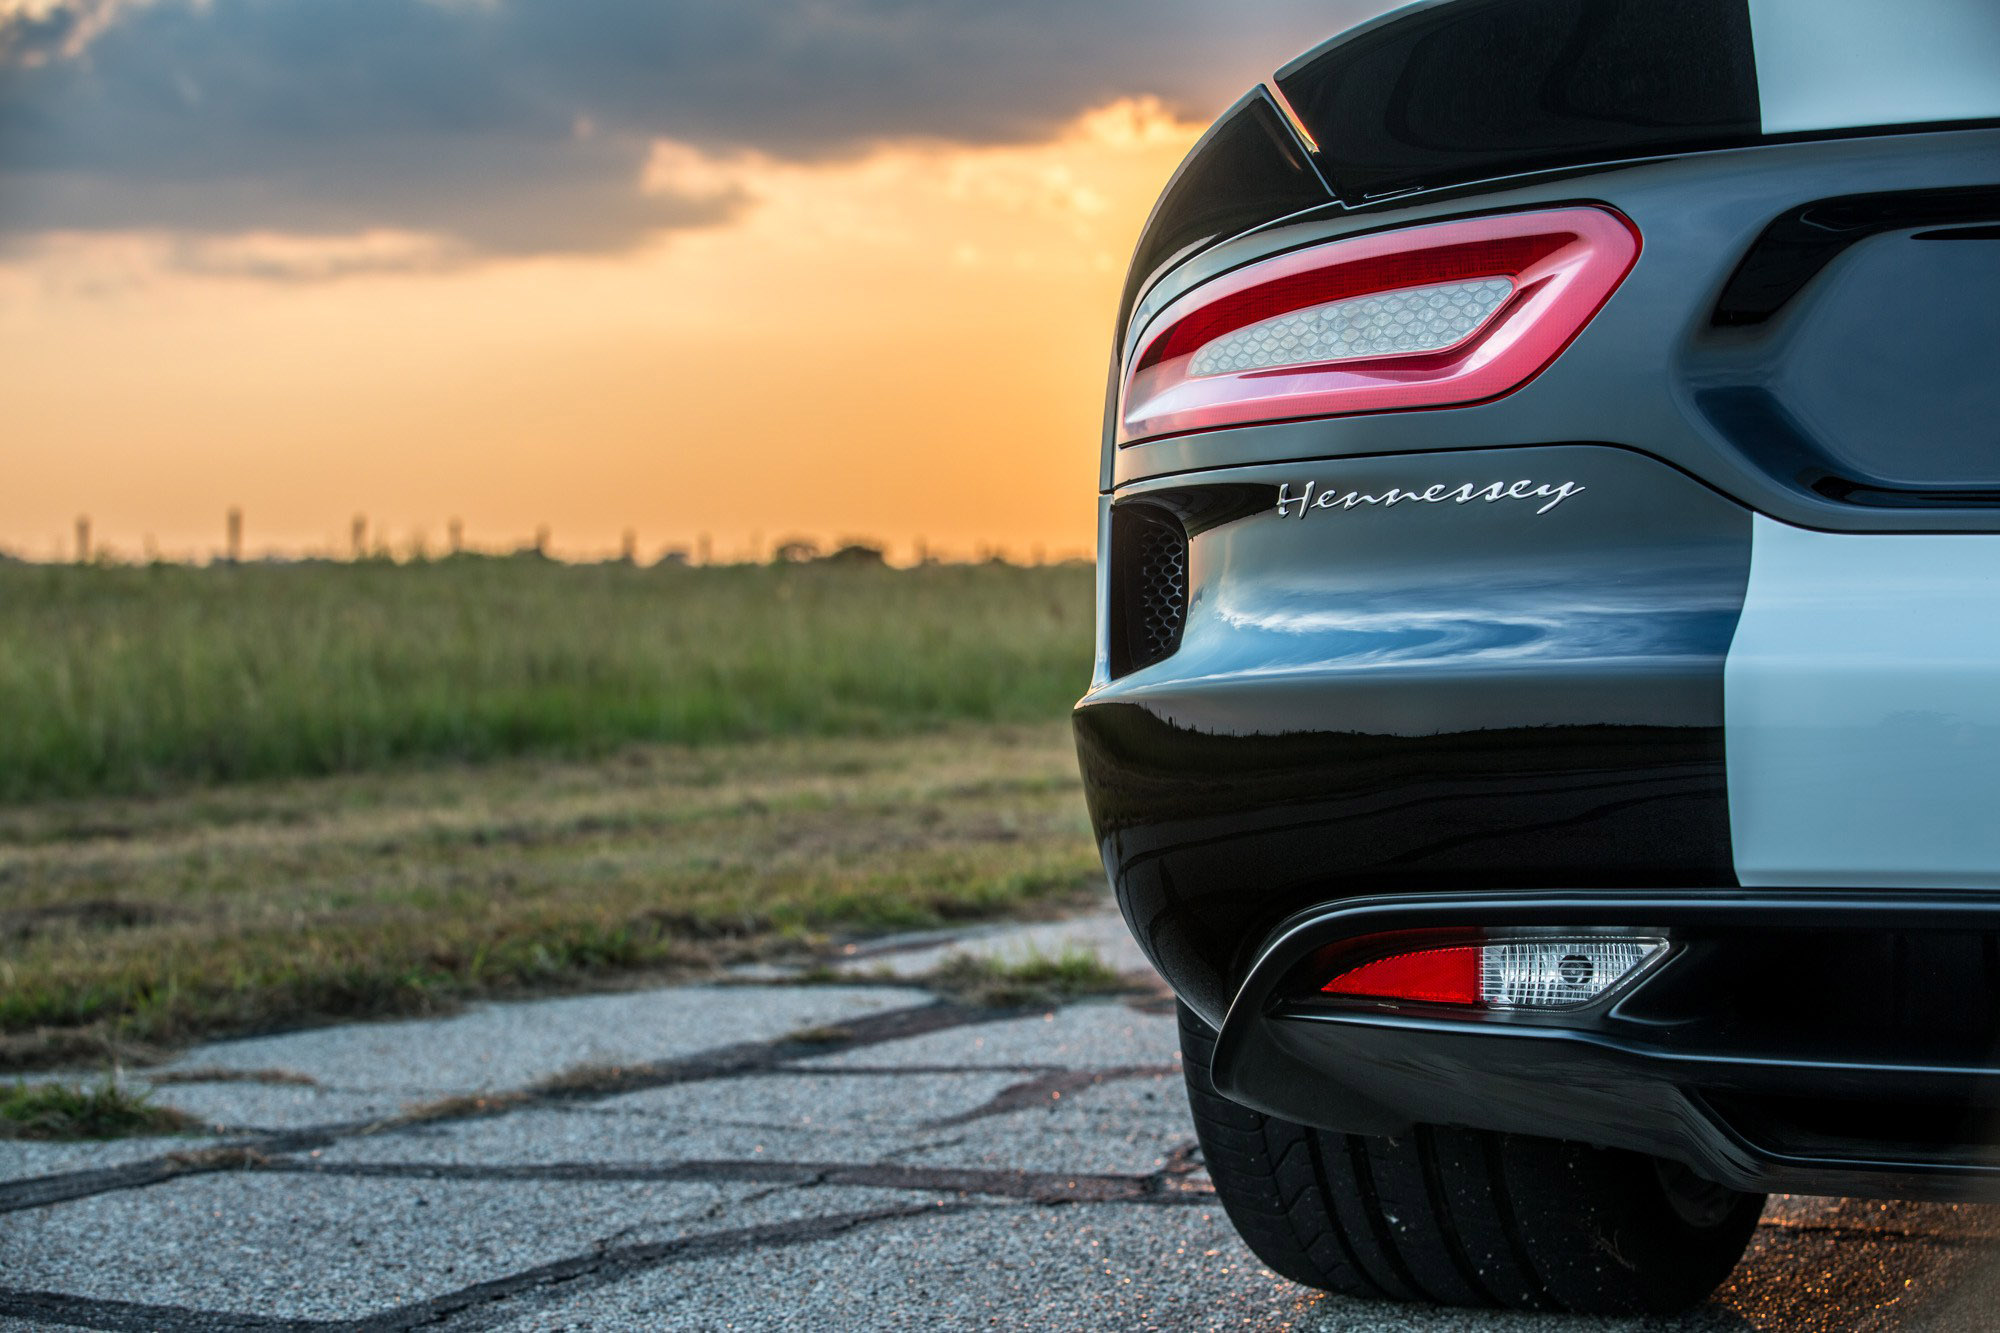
top-left (0, 98), bottom-right (1205, 564)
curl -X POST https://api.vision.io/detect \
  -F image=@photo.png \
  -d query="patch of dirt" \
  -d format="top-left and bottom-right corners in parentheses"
top-left (148, 1067), bottom-right (320, 1088)
top-left (2, 898), bottom-right (174, 941)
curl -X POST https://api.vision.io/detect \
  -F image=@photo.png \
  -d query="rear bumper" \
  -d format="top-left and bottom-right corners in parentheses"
top-left (1215, 890), bottom-right (2000, 1202)
top-left (1074, 443), bottom-right (1754, 1023)
top-left (1075, 441), bottom-right (2000, 1198)
top-left (1077, 442), bottom-right (2000, 1017)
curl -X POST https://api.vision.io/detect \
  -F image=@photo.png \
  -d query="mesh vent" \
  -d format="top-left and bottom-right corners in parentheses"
top-left (1133, 521), bottom-right (1188, 662)
top-left (1111, 506), bottom-right (1188, 676)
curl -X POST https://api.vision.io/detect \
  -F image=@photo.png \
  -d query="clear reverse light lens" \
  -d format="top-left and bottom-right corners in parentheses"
top-left (1477, 937), bottom-right (1666, 1009)
top-left (1188, 277), bottom-right (1514, 376)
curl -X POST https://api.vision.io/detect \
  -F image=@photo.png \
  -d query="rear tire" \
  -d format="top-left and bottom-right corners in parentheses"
top-left (1178, 1001), bottom-right (1762, 1313)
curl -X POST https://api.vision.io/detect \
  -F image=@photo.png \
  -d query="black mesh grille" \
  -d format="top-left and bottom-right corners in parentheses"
top-left (1132, 521), bottom-right (1188, 663)
top-left (1110, 505), bottom-right (1188, 677)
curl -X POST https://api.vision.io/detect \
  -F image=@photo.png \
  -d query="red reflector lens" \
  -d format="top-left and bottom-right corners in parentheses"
top-left (1118, 206), bottom-right (1640, 445)
top-left (1321, 946), bottom-right (1482, 1006)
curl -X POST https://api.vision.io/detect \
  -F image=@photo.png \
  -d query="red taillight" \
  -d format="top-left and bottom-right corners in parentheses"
top-left (1118, 207), bottom-right (1640, 445)
top-left (1321, 945), bottom-right (1482, 1005)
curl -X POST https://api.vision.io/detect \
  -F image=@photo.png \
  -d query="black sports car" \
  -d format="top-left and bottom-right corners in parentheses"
top-left (1074, 0), bottom-right (2000, 1314)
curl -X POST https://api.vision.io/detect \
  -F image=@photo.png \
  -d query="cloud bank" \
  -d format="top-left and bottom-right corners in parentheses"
top-left (0, 0), bottom-right (1384, 270)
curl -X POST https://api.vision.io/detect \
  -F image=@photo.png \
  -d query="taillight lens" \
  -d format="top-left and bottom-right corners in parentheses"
top-left (1118, 207), bottom-right (1640, 445)
top-left (1322, 944), bottom-right (1482, 1006)
top-left (1319, 931), bottom-right (1666, 1011)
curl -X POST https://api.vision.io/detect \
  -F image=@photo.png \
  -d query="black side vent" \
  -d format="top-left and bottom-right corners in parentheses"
top-left (1711, 185), bottom-right (2000, 326)
top-left (1110, 504), bottom-right (1189, 678)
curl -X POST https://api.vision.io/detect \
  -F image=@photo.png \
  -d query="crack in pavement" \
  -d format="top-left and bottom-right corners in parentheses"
top-left (767, 1060), bottom-right (1053, 1077)
top-left (925, 1063), bottom-right (1178, 1127)
top-left (3, 1205), bottom-right (1977, 1333)
top-left (0, 999), bottom-right (1032, 1215)
top-left (0, 989), bottom-right (1209, 1328)
top-left (255, 1153), bottom-right (1216, 1206)
top-left (0, 1290), bottom-right (319, 1332)
top-left (357, 1062), bottom-right (1071, 1129)
top-left (0, 1202), bottom-right (975, 1333)
top-left (0, 1132), bottom-right (343, 1213)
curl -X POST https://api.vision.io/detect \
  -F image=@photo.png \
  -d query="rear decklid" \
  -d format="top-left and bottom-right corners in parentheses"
top-left (1125, 0), bottom-right (2000, 335)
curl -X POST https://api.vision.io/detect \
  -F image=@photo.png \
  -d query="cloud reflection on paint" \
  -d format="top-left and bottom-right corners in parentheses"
top-left (1205, 584), bottom-right (1747, 671)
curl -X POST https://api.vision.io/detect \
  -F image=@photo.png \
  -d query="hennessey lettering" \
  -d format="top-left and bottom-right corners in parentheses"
top-left (1274, 478), bottom-right (1586, 519)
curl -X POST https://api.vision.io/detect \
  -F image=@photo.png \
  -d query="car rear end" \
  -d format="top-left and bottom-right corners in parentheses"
top-left (1074, 0), bottom-right (2000, 1311)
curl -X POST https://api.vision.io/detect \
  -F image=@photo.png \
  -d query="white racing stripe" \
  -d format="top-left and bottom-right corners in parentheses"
top-left (1726, 515), bottom-right (2000, 889)
top-left (1749, 0), bottom-right (2000, 135)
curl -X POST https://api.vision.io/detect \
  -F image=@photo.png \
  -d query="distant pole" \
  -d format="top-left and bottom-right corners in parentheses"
top-left (697, 533), bottom-right (711, 566)
top-left (74, 515), bottom-right (89, 565)
top-left (143, 534), bottom-right (158, 565)
top-left (915, 537), bottom-right (928, 566)
top-left (621, 529), bottom-right (637, 564)
top-left (448, 517), bottom-right (463, 555)
top-left (225, 507), bottom-right (243, 563)
top-left (749, 532), bottom-right (762, 564)
top-left (351, 515), bottom-right (367, 561)
top-left (534, 525), bottom-right (550, 558)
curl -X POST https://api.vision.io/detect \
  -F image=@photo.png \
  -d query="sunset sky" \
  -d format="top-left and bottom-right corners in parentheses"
top-left (1, 0), bottom-right (1388, 562)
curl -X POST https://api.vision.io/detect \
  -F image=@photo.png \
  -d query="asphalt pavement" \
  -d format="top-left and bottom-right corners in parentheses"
top-left (3, 910), bottom-right (1997, 1331)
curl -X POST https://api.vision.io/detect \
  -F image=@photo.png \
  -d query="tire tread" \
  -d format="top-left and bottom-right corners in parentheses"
top-left (1175, 1001), bottom-right (1761, 1314)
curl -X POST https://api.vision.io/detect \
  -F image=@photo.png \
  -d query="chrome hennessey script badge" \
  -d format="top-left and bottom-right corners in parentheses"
top-left (1275, 478), bottom-right (1585, 519)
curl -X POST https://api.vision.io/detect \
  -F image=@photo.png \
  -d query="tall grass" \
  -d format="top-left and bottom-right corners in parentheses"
top-left (0, 556), bottom-right (1094, 800)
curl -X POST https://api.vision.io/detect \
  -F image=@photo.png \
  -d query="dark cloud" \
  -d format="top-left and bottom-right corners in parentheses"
top-left (0, 0), bottom-right (1386, 266)
top-left (0, 6), bottom-right (76, 65)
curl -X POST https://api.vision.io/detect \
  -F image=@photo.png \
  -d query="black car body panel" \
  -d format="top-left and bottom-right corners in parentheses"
top-left (1275, 0), bottom-right (1764, 204)
top-left (1077, 444), bottom-right (1751, 1022)
top-left (1116, 87), bottom-right (1332, 338)
top-left (1078, 0), bottom-right (2000, 1204)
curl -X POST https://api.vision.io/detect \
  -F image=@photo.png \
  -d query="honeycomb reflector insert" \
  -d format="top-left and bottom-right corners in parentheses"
top-left (1188, 277), bottom-right (1514, 376)
top-left (1477, 937), bottom-right (1666, 1010)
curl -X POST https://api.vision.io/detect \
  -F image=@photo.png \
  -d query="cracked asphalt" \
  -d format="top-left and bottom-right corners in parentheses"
top-left (3, 911), bottom-right (1998, 1331)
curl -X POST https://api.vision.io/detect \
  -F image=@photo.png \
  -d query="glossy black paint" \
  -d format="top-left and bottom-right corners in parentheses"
top-left (1117, 89), bottom-right (1330, 335)
top-left (1275, 0), bottom-right (1761, 204)
top-left (1211, 891), bottom-right (2000, 1202)
top-left (1075, 445), bottom-right (1751, 1023)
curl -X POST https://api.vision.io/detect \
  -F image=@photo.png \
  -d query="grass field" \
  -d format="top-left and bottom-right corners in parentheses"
top-left (0, 558), bottom-right (1108, 1070)
top-left (0, 556), bottom-right (1093, 801)
top-left (0, 723), bottom-right (1102, 1070)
